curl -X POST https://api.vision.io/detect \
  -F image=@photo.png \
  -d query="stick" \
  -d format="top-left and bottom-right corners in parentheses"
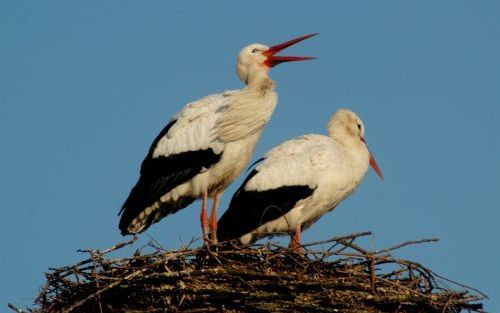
top-left (373, 237), bottom-right (439, 255)
top-left (7, 304), bottom-right (26, 313)
top-left (300, 231), bottom-right (372, 248)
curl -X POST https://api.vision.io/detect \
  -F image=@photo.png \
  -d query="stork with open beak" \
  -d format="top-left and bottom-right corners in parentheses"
top-left (217, 109), bottom-right (383, 252)
top-left (119, 33), bottom-right (318, 244)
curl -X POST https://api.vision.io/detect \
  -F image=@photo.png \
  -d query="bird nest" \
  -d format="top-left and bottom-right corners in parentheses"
top-left (13, 232), bottom-right (486, 313)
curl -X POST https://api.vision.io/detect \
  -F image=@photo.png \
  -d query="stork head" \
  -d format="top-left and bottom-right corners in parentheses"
top-left (236, 33), bottom-right (318, 84)
top-left (328, 109), bottom-right (384, 180)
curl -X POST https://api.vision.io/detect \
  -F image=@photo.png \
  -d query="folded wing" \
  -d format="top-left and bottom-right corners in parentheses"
top-left (217, 135), bottom-right (332, 241)
top-left (119, 92), bottom-right (233, 234)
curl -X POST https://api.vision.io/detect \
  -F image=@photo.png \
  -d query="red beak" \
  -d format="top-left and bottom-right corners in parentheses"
top-left (263, 33), bottom-right (318, 67)
top-left (361, 137), bottom-right (384, 180)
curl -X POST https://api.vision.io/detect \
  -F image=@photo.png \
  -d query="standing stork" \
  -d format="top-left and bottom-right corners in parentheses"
top-left (119, 33), bottom-right (318, 244)
top-left (217, 109), bottom-right (383, 251)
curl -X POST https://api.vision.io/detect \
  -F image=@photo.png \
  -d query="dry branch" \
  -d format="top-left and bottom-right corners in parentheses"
top-left (15, 232), bottom-right (485, 313)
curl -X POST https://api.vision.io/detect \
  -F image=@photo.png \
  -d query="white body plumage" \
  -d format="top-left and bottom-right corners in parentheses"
top-left (217, 109), bottom-right (383, 246)
top-left (240, 133), bottom-right (368, 244)
top-left (156, 87), bottom-right (277, 207)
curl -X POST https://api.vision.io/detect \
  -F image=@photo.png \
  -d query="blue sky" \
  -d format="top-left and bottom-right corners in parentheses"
top-left (1, 1), bottom-right (499, 311)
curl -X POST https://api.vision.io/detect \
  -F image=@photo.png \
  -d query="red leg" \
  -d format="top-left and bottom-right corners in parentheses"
top-left (289, 224), bottom-right (302, 254)
top-left (209, 192), bottom-right (222, 244)
top-left (200, 191), bottom-right (209, 244)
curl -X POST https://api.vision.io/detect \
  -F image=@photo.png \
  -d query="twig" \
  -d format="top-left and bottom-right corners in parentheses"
top-left (8, 303), bottom-right (26, 313)
top-left (89, 252), bottom-right (104, 313)
top-left (50, 236), bottom-right (139, 275)
top-left (100, 235), bottom-right (139, 254)
top-left (336, 238), bottom-right (371, 255)
top-left (373, 237), bottom-right (439, 255)
top-left (369, 255), bottom-right (376, 293)
top-left (300, 231), bottom-right (372, 248)
top-left (427, 267), bottom-right (489, 300)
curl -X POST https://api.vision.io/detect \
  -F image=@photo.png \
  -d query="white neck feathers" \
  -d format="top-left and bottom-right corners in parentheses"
top-left (216, 79), bottom-right (277, 143)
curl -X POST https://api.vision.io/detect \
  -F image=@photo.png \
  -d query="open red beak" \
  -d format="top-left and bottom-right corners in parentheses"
top-left (263, 33), bottom-right (318, 67)
top-left (361, 137), bottom-right (384, 180)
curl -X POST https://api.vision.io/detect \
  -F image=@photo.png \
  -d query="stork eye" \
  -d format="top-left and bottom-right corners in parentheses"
top-left (251, 48), bottom-right (260, 53)
top-left (357, 123), bottom-right (362, 131)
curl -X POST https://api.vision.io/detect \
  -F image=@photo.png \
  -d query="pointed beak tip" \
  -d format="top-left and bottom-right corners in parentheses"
top-left (302, 32), bottom-right (320, 38)
top-left (263, 33), bottom-right (318, 68)
top-left (368, 153), bottom-right (384, 181)
top-left (371, 161), bottom-right (384, 181)
top-left (361, 137), bottom-right (383, 181)
top-left (265, 32), bottom-right (319, 57)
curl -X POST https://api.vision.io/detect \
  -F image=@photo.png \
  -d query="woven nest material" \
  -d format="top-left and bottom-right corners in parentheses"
top-left (15, 232), bottom-right (486, 313)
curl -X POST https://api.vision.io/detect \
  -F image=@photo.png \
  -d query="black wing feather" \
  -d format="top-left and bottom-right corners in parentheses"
top-left (119, 119), bottom-right (222, 234)
top-left (217, 169), bottom-right (314, 241)
top-left (246, 157), bottom-right (265, 172)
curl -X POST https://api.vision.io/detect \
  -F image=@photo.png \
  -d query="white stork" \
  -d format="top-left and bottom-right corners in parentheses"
top-left (217, 109), bottom-right (383, 251)
top-left (119, 33), bottom-right (318, 243)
